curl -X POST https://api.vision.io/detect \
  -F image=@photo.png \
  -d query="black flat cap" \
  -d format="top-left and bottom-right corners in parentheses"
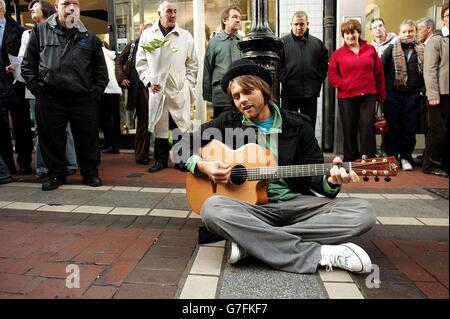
top-left (220, 59), bottom-right (273, 93)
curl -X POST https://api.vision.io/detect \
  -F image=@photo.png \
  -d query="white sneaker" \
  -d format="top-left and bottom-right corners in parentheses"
top-left (228, 241), bottom-right (249, 264)
top-left (319, 243), bottom-right (372, 273)
top-left (401, 159), bottom-right (413, 171)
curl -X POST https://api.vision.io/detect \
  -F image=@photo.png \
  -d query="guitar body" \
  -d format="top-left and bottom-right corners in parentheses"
top-left (186, 140), bottom-right (276, 214)
top-left (186, 140), bottom-right (399, 215)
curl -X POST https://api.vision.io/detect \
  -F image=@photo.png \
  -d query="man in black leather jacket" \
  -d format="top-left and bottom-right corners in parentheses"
top-left (22, 0), bottom-right (108, 191)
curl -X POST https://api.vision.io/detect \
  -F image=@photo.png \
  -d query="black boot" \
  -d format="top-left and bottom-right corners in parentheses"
top-left (42, 176), bottom-right (66, 191)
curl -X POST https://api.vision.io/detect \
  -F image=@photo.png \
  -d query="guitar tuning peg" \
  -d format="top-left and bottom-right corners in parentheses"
top-left (384, 176), bottom-right (391, 182)
top-left (374, 176), bottom-right (380, 182)
top-left (363, 176), bottom-right (369, 182)
top-left (361, 154), bottom-right (368, 160)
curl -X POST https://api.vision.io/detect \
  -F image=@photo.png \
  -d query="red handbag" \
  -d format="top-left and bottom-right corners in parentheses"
top-left (374, 103), bottom-right (389, 134)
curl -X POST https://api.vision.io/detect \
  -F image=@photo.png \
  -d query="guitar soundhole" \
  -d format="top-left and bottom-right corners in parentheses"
top-left (230, 165), bottom-right (247, 186)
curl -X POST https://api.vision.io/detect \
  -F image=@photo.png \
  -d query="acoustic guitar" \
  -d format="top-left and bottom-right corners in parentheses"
top-left (186, 140), bottom-right (399, 214)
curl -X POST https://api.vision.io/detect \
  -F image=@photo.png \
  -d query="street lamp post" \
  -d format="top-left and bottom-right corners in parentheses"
top-left (237, 0), bottom-right (282, 103)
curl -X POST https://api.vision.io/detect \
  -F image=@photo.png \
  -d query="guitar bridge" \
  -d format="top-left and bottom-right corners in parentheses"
top-left (210, 180), bottom-right (217, 193)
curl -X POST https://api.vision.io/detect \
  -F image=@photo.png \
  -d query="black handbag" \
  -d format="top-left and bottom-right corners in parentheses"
top-left (374, 103), bottom-right (389, 134)
top-left (123, 41), bottom-right (137, 78)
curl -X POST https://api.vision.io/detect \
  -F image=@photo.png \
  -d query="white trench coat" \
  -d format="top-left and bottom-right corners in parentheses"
top-left (135, 22), bottom-right (198, 138)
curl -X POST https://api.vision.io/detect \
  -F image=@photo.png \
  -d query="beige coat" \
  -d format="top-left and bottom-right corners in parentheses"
top-left (135, 22), bottom-right (198, 138)
top-left (424, 34), bottom-right (449, 100)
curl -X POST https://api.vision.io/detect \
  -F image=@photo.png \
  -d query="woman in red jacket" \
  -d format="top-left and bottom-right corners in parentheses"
top-left (328, 19), bottom-right (386, 162)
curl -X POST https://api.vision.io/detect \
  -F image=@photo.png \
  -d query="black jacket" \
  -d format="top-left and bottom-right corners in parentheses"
top-left (279, 30), bottom-right (329, 98)
top-left (115, 37), bottom-right (145, 111)
top-left (174, 107), bottom-right (338, 199)
top-left (21, 14), bottom-right (108, 97)
top-left (382, 44), bottom-right (424, 92)
top-left (0, 16), bottom-right (24, 102)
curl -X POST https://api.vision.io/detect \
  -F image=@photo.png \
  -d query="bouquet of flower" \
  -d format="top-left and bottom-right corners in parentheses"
top-left (141, 38), bottom-right (170, 53)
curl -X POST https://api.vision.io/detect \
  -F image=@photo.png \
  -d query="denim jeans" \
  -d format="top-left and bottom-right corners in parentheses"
top-left (35, 124), bottom-right (78, 174)
top-left (0, 154), bottom-right (11, 179)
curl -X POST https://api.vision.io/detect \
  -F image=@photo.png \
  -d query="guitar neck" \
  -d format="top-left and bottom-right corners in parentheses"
top-left (248, 162), bottom-right (352, 180)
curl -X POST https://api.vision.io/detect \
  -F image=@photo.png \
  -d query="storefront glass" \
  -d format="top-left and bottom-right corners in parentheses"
top-left (114, 0), bottom-right (277, 52)
top-left (364, 0), bottom-right (445, 42)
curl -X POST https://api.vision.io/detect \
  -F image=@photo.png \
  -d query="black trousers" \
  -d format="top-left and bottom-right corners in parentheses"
top-left (154, 113), bottom-right (178, 165)
top-left (0, 104), bottom-right (16, 173)
top-left (423, 94), bottom-right (449, 172)
top-left (383, 90), bottom-right (421, 163)
top-left (0, 82), bottom-right (33, 172)
top-left (35, 91), bottom-right (100, 178)
top-left (134, 84), bottom-right (150, 162)
top-left (338, 95), bottom-right (377, 162)
top-left (99, 93), bottom-right (121, 149)
top-left (281, 97), bottom-right (318, 129)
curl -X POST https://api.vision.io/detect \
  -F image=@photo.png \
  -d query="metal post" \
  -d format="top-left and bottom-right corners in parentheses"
top-left (237, 0), bottom-right (282, 103)
top-left (107, 0), bottom-right (116, 51)
top-left (322, 0), bottom-right (336, 152)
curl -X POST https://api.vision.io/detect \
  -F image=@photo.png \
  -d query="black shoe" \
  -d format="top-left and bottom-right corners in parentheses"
top-left (42, 176), bottom-right (66, 191)
top-left (100, 144), bottom-right (110, 150)
top-left (148, 162), bottom-right (167, 173)
top-left (82, 175), bottom-right (103, 187)
top-left (423, 167), bottom-right (449, 178)
top-left (36, 172), bottom-right (48, 179)
top-left (0, 176), bottom-right (12, 184)
top-left (67, 169), bottom-right (77, 175)
top-left (174, 163), bottom-right (188, 171)
top-left (19, 165), bottom-right (33, 175)
top-left (136, 159), bottom-right (150, 165)
top-left (102, 147), bottom-right (120, 154)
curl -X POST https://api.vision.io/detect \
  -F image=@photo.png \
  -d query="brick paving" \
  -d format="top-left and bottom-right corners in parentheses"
top-left (0, 209), bottom-right (201, 299)
top-left (1, 151), bottom-right (448, 299)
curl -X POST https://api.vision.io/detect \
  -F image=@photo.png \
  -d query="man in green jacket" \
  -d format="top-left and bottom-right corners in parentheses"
top-left (203, 6), bottom-right (242, 118)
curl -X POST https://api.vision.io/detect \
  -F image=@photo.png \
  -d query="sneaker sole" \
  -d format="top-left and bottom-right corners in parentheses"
top-left (342, 243), bottom-right (372, 273)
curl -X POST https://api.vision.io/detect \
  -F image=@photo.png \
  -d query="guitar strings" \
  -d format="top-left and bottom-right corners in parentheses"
top-left (227, 163), bottom-right (391, 178)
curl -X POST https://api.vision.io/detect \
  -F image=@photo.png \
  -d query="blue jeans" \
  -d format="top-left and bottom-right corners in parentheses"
top-left (35, 124), bottom-right (78, 174)
top-left (0, 154), bottom-right (11, 179)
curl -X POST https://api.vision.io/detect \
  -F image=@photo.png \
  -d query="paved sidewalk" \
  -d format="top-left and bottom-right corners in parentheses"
top-left (0, 152), bottom-right (448, 299)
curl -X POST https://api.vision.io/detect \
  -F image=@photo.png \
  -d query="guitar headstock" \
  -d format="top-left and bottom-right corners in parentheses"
top-left (352, 157), bottom-right (399, 182)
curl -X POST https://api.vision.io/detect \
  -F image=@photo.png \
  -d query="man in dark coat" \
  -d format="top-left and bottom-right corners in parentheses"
top-left (115, 23), bottom-right (151, 165)
top-left (22, 0), bottom-right (108, 191)
top-left (279, 11), bottom-right (328, 129)
top-left (0, 1), bottom-right (33, 175)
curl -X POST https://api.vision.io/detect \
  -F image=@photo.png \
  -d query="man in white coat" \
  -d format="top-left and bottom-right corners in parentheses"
top-left (136, 0), bottom-right (198, 172)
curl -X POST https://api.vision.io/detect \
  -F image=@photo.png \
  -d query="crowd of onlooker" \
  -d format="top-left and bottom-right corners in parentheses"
top-left (0, 0), bottom-right (448, 188)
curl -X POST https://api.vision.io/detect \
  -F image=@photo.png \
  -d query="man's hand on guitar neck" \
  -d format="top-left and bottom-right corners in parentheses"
top-left (197, 160), bottom-right (232, 184)
top-left (327, 157), bottom-right (360, 185)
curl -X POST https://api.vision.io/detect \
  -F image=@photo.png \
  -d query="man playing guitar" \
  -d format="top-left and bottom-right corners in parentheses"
top-left (175, 59), bottom-right (377, 274)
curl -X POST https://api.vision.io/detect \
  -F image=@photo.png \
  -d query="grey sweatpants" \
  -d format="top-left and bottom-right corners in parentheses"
top-left (200, 195), bottom-right (376, 274)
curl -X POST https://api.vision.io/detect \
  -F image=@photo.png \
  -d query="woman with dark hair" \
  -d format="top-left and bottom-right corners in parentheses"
top-left (18, 0), bottom-right (78, 179)
top-left (27, 0), bottom-right (55, 19)
top-left (328, 19), bottom-right (385, 162)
